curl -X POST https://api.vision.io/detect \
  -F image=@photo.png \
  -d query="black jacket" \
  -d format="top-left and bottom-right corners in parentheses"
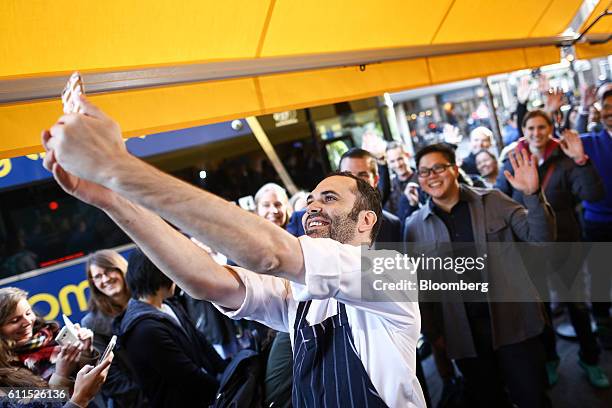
top-left (384, 171), bottom-right (418, 218)
top-left (82, 310), bottom-right (147, 408)
top-left (113, 298), bottom-right (227, 408)
top-left (495, 139), bottom-right (604, 241)
top-left (374, 210), bottom-right (402, 244)
top-left (460, 152), bottom-right (478, 175)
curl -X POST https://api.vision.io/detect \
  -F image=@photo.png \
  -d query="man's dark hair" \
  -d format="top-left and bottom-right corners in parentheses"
top-left (414, 143), bottom-right (456, 168)
top-left (127, 248), bottom-right (174, 299)
top-left (338, 148), bottom-right (378, 176)
top-left (326, 172), bottom-right (382, 242)
top-left (603, 89), bottom-right (612, 102)
top-left (522, 109), bottom-right (553, 128)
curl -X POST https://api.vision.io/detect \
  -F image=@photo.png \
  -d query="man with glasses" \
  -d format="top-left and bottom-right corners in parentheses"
top-left (404, 143), bottom-right (555, 407)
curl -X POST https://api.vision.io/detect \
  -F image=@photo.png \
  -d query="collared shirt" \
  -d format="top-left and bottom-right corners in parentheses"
top-left (430, 198), bottom-right (489, 315)
top-left (430, 199), bottom-right (474, 243)
top-left (215, 236), bottom-right (426, 408)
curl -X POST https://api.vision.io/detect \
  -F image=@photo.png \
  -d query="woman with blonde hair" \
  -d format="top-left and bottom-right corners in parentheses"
top-left (0, 287), bottom-right (112, 407)
top-left (254, 183), bottom-right (291, 228)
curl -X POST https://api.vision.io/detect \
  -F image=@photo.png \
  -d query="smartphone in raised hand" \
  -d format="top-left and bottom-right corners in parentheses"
top-left (97, 335), bottom-right (117, 366)
top-left (61, 72), bottom-right (85, 114)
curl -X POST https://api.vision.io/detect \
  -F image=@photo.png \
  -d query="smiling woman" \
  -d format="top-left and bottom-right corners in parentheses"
top-left (0, 288), bottom-right (36, 347)
top-left (84, 250), bottom-right (130, 320)
top-left (0, 287), bottom-right (88, 386)
top-left (0, 286), bottom-right (116, 406)
top-left (0, 287), bottom-right (63, 385)
top-left (80, 250), bottom-right (147, 406)
top-left (254, 183), bottom-right (291, 228)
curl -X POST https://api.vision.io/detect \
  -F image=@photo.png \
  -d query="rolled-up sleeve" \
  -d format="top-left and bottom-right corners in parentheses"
top-left (213, 266), bottom-right (291, 332)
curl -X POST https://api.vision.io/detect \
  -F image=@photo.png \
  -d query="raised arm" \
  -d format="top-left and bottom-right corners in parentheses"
top-left (500, 147), bottom-right (556, 242)
top-left (41, 152), bottom-right (245, 309)
top-left (43, 96), bottom-right (305, 283)
top-left (560, 129), bottom-right (605, 202)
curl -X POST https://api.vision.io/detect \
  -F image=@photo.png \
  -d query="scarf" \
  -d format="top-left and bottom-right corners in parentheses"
top-left (12, 322), bottom-right (60, 381)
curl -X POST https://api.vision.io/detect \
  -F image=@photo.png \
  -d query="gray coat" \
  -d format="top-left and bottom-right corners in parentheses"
top-left (403, 184), bottom-right (556, 359)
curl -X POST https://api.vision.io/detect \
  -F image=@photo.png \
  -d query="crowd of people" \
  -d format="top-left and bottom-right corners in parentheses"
top-left (0, 79), bottom-right (610, 408)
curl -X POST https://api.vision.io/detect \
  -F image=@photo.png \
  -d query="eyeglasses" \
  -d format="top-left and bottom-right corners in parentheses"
top-left (417, 163), bottom-right (453, 178)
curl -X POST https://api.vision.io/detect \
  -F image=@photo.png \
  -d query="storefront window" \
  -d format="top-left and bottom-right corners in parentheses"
top-left (314, 108), bottom-right (385, 170)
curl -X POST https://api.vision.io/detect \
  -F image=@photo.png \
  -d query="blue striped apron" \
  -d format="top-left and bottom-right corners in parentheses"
top-left (291, 300), bottom-right (388, 407)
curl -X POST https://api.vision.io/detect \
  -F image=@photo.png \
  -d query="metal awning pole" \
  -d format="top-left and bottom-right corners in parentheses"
top-left (246, 116), bottom-right (299, 195)
top-left (482, 78), bottom-right (503, 152)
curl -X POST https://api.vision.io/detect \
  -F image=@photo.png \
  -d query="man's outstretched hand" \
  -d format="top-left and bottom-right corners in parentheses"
top-left (44, 94), bottom-right (129, 186)
top-left (42, 129), bottom-right (117, 210)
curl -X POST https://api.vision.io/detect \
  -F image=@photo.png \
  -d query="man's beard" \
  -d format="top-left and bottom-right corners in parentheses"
top-left (306, 209), bottom-right (359, 244)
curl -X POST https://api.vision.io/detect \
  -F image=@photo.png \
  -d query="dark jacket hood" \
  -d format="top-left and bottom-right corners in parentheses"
top-left (113, 298), bottom-right (179, 337)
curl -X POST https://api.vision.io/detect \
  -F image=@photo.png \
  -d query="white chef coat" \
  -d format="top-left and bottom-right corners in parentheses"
top-left (215, 235), bottom-right (425, 408)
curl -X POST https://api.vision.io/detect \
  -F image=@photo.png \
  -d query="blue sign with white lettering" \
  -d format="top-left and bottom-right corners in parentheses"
top-left (0, 246), bottom-right (136, 325)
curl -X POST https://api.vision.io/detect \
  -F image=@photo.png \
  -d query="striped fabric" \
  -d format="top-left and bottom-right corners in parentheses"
top-left (292, 300), bottom-right (388, 408)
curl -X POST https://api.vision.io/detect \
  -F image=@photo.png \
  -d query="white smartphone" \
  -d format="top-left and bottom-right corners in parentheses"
top-left (55, 314), bottom-right (80, 346)
top-left (61, 72), bottom-right (85, 114)
top-left (98, 335), bottom-right (117, 365)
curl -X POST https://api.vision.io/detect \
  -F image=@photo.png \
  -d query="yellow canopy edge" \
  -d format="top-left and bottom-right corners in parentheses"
top-left (1, 0), bottom-right (583, 79)
top-left (576, 42), bottom-right (612, 60)
top-left (574, 0), bottom-right (611, 60)
top-left (0, 77), bottom-right (261, 159)
top-left (579, 0), bottom-right (612, 34)
top-left (0, 46), bottom-right (561, 159)
top-left (0, 1), bottom-right (592, 158)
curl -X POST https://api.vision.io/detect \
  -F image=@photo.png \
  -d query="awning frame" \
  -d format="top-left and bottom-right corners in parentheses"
top-left (2, 33), bottom-right (608, 105)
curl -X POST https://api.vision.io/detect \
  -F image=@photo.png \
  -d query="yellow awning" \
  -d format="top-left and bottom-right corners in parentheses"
top-left (575, 0), bottom-right (612, 60)
top-left (0, 0), bottom-right (591, 158)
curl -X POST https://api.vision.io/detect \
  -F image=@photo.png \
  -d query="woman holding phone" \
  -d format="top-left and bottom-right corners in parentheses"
top-left (0, 287), bottom-right (112, 407)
